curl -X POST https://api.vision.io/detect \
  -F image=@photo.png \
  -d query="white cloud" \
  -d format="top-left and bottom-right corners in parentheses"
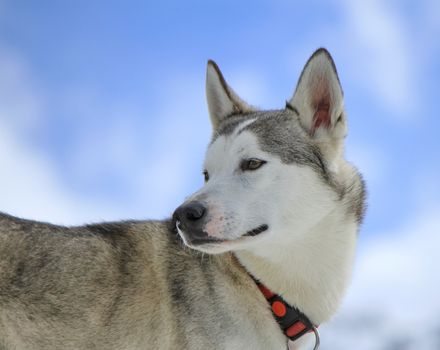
top-left (320, 202), bottom-right (440, 349)
top-left (0, 50), bottom-right (45, 133)
top-left (0, 119), bottom-right (123, 225)
top-left (0, 43), bottom-right (215, 225)
top-left (340, 0), bottom-right (418, 120)
top-left (228, 69), bottom-right (275, 108)
top-left (0, 47), bottom-right (127, 225)
top-left (424, 0), bottom-right (440, 34)
top-left (346, 142), bottom-right (390, 188)
top-left (282, 1), bottom-right (421, 122)
top-left (132, 75), bottom-right (211, 218)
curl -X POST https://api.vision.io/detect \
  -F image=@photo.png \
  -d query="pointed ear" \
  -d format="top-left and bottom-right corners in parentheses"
top-left (289, 48), bottom-right (346, 141)
top-left (206, 60), bottom-right (254, 130)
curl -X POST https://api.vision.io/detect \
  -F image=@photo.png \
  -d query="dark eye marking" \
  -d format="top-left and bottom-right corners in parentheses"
top-left (240, 158), bottom-right (267, 171)
top-left (203, 170), bottom-right (209, 182)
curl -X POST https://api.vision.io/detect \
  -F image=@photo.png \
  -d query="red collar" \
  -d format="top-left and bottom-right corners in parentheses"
top-left (254, 279), bottom-right (319, 344)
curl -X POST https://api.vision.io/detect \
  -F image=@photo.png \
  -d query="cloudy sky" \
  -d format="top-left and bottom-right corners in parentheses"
top-left (0, 1), bottom-right (439, 348)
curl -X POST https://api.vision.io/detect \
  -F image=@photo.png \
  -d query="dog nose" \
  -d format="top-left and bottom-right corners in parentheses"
top-left (173, 202), bottom-right (207, 230)
top-left (183, 202), bottom-right (206, 222)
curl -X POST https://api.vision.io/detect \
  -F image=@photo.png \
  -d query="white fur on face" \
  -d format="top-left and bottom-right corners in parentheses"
top-left (184, 126), bottom-right (338, 254)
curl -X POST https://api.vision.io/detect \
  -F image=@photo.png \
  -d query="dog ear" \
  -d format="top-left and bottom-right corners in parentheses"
top-left (206, 60), bottom-right (254, 130)
top-left (288, 49), bottom-right (346, 142)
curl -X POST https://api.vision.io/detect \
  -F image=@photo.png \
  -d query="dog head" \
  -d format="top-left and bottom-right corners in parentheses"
top-left (173, 49), bottom-right (364, 254)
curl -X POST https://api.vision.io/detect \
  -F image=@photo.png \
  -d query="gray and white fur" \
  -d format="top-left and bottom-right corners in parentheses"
top-left (0, 48), bottom-right (366, 350)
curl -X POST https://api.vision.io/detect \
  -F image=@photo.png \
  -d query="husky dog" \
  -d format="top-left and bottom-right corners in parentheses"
top-left (0, 48), bottom-right (365, 350)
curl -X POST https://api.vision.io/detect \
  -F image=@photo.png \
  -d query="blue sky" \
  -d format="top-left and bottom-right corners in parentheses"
top-left (0, 1), bottom-right (439, 348)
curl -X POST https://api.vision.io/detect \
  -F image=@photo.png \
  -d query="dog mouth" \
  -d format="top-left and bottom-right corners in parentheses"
top-left (177, 223), bottom-right (269, 247)
top-left (188, 237), bottom-right (224, 245)
top-left (243, 224), bottom-right (269, 237)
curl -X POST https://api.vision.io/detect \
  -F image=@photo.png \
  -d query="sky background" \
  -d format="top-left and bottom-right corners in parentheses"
top-left (0, 0), bottom-right (439, 348)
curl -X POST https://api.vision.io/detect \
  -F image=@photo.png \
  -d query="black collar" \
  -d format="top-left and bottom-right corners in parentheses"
top-left (253, 278), bottom-right (320, 346)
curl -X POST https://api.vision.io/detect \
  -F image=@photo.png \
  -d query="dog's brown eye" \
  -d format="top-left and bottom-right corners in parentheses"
top-left (241, 158), bottom-right (266, 171)
top-left (203, 170), bottom-right (209, 182)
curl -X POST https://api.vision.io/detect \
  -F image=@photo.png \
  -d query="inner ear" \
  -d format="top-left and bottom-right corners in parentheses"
top-left (311, 95), bottom-right (331, 135)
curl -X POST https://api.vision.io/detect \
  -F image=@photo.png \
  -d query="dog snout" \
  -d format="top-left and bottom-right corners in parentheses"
top-left (173, 201), bottom-right (207, 232)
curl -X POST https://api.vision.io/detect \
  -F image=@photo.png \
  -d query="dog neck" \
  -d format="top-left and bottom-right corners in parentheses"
top-left (234, 208), bottom-right (358, 325)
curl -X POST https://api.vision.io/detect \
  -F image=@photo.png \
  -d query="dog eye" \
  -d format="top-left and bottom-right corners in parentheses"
top-left (203, 170), bottom-right (209, 182)
top-left (241, 158), bottom-right (266, 171)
